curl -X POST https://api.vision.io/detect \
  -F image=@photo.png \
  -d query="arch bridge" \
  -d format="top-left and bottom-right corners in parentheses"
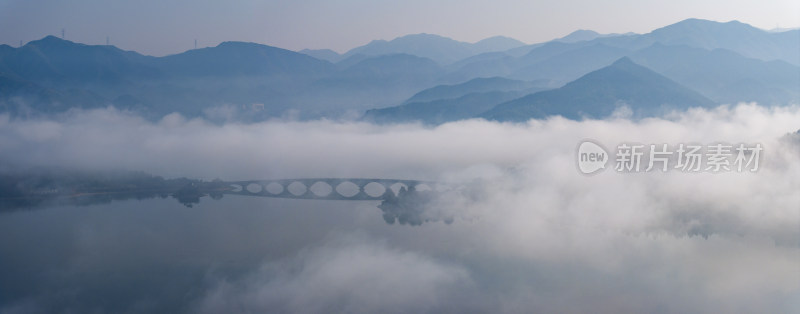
top-left (221, 178), bottom-right (440, 201)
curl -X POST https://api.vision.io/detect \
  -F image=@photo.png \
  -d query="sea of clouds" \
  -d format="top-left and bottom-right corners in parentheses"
top-left (0, 103), bottom-right (798, 313)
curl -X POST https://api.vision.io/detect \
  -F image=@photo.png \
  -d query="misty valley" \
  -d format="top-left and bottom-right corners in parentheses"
top-left (1, 14), bottom-right (799, 314)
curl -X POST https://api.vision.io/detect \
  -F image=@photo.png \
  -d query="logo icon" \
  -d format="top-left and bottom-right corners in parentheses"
top-left (577, 140), bottom-right (609, 174)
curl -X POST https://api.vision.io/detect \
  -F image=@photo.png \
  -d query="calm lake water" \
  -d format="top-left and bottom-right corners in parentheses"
top-left (1, 191), bottom-right (798, 313)
top-left (0, 196), bottom-right (450, 313)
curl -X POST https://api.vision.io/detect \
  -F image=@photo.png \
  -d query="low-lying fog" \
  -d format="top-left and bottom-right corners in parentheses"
top-left (0, 103), bottom-right (798, 313)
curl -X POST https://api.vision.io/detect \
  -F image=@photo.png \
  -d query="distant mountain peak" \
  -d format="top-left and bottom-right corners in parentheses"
top-left (566, 29), bottom-right (600, 37)
top-left (675, 18), bottom-right (746, 26)
top-left (653, 18), bottom-right (763, 34)
top-left (556, 29), bottom-right (602, 43)
top-left (390, 33), bottom-right (456, 43)
top-left (26, 35), bottom-right (74, 47)
top-left (40, 35), bottom-right (65, 41)
top-left (473, 36), bottom-right (526, 51)
top-left (402, 33), bottom-right (444, 38)
top-left (611, 56), bottom-right (635, 66)
top-left (216, 41), bottom-right (268, 49)
top-left (481, 57), bottom-right (716, 121)
top-left (475, 35), bottom-right (524, 44)
top-left (669, 18), bottom-right (726, 27)
top-left (342, 33), bottom-right (524, 65)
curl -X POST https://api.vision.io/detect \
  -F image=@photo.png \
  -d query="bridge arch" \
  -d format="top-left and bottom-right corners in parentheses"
top-left (222, 178), bottom-right (437, 200)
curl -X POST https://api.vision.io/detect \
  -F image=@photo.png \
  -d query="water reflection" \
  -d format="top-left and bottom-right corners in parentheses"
top-left (0, 170), bottom-right (449, 226)
top-left (0, 196), bottom-right (397, 313)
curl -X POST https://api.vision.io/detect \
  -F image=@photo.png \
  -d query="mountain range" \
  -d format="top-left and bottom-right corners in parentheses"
top-left (301, 34), bottom-right (527, 65)
top-left (363, 77), bottom-right (547, 124)
top-left (0, 18), bottom-right (797, 122)
top-left (482, 57), bottom-right (717, 121)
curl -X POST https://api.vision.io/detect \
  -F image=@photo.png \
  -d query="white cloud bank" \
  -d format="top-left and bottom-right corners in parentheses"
top-left (1, 103), bottom-right (799, 313)
top-left (195, 235), bottom-right (476, 314)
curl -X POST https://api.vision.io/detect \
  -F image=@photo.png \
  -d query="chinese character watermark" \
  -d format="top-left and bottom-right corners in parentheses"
top-left (577, 140), bottom-right (762, 175)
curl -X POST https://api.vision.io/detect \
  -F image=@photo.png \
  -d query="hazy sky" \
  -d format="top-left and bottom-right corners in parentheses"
top-left (0, 0), bottom-right (798, 56)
